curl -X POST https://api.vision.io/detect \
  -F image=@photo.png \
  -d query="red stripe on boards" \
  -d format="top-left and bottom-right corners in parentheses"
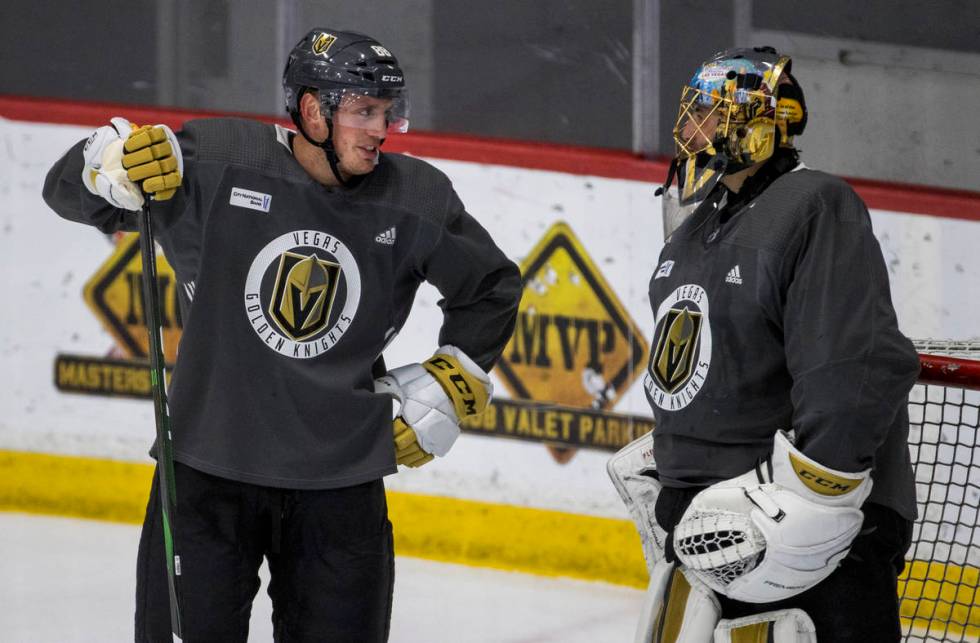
top-left (3, 95), bottom-right (977, 221)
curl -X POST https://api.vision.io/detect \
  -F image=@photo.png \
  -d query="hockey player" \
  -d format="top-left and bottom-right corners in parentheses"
top-left (609, 47), bottom-right (920, 642)
top-left (43, 29), bottom-right (520, 642)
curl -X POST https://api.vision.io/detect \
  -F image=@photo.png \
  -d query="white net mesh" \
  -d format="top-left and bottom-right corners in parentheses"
top-left (901, 340), bottom-right (980, 643)
top-left (672, 510), bottom-right (766, 591)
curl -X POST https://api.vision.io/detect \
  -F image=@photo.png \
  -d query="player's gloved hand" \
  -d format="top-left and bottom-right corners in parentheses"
top-left (122, 123), bottom-right (183, 200)
top-left (82, 118), bottom-right (183, 209)
top-left (392, 418), bottom-right (434, 467)
top-left (81, 117), bottom-right (145, 210)
top-left (375, 345), bottom-right (492, 467)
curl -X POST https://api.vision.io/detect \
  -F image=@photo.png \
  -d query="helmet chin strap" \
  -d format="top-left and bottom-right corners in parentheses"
top-left (290, 92), bottom-right (385, 188)
top-left (288, 98), bottom-right (353, 187)
top-left (294, 117), bottom-right (350, 187)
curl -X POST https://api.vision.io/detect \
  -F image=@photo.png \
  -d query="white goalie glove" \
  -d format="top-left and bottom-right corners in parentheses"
top-left (375, 345), bottom-right (492, 467)
top-left (673, 430), bottom-right (872, 603)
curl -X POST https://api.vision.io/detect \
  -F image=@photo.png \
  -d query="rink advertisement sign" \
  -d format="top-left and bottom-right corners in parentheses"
top-left (81, 232), bottom-right (182, 363)
top-left (54, 353), bottom-right (173, 399)
top-left (497, 222), bottom-right (648, 411)
top-left (461, 398), bottom-right (652, 452)
top-left (53, 232), bottom-right (181, 397)
top-left (492, 221), bottom-right (651, 460)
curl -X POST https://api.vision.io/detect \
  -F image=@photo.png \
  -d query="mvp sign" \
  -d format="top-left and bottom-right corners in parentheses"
top-left (83, 232), bottom-right (182, 364)
top-left (497, 222), bottom-right (648, 410)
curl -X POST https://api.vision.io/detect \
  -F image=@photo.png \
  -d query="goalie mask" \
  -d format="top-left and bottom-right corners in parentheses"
top-left (659, 46), bottom-right (807, 238)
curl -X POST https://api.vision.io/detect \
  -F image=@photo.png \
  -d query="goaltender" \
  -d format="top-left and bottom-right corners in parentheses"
top-left (609, 46), bottom-right (920, 642)
top-left (44, 28), bottom-right (520, 642)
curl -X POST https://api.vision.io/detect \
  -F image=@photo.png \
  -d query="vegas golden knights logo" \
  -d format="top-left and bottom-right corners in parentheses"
top-left (312, 33), bottom-right (337, 56)
top-left (269, 252), bottom-right (341, 341)
top-left (651, 306), bottom-right (702, 393)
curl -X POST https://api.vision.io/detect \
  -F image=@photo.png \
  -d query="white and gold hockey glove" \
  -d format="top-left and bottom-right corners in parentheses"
top-left (82, 117), bottom-right (183, 210)
top-left (672, 430), bottom-right (872, 603)
top-left (375, 345), bottom-right (492, 468)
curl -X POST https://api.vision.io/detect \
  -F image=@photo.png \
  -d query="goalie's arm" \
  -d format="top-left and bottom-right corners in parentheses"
top-left (779, 182), bottom-right (920, 472)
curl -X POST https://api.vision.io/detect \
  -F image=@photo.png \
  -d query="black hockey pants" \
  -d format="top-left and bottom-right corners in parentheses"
top-left (135, 462), bottom-right (394, 643)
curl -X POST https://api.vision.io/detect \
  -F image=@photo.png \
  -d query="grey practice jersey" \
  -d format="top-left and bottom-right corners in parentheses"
top-left (44, 118), bottom-right (521, 489)
top-left (645, 166), bottom-right (920, 520)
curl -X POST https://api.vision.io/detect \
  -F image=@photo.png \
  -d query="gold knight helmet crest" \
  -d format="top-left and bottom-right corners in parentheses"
top-left (312, 32), bottom-right (337, 56)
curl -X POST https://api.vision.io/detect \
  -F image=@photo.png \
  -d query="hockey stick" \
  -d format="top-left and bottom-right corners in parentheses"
top-left (137, 199), bottom-right (184, 641)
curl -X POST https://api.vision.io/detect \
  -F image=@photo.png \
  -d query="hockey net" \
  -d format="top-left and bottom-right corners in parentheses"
top-left (901, 340), bottom-right (980, 643)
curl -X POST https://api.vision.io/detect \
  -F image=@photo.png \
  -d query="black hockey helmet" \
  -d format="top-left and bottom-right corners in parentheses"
top-left (282, 29), bottom-right (409, 183)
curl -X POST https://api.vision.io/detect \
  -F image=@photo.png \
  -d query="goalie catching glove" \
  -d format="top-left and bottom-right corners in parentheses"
top-left (673, 430), bottom-right (872, 603)
top-left (375, 346), bottom-right (492, 467)
top-left (82, 117), bottom-right (183, 210)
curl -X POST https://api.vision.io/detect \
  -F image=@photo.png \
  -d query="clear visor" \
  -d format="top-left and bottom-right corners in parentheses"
top-left (661, 183), bottom-right (698, 240)
top-left (660, 155), bottom-right (727, 239)
top-left (323, 89), bottom-right (410, 134)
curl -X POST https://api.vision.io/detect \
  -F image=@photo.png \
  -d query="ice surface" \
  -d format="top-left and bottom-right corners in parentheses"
top-left (0, 512), bottom-right (642, 642)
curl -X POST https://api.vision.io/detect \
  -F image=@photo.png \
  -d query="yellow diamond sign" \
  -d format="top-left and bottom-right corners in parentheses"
top-left (497, 222), bottom-right (648, 410)
top-left (83, 232), bottom-right (182, 364)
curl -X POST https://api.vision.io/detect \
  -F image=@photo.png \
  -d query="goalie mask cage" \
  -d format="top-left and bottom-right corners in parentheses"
top-left (902, 340), bottom-right (980, 643)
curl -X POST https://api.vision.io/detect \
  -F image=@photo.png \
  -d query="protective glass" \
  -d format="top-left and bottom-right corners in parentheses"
top-left (323, 89), bottom-right (410, 134)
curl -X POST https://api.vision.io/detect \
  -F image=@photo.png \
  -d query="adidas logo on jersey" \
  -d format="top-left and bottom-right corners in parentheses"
top-left (725, 265), bottom-right (743, 285)
top-left (655, 260), bottom-right (674, 280)
top-left (375, 227), bottom-right (396, 245)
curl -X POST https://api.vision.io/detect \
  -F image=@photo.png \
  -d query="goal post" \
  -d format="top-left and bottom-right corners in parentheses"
top-left (901, 340), bottom-right (980, 643)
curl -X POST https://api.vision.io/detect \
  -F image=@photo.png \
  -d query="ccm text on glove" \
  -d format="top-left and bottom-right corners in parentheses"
top-left (375, 346), bottom-right (492, 468)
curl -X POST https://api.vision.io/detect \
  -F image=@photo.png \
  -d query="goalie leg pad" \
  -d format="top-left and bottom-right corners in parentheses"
top-left (635, 560), bottom-right (720, 643)
top-left (607, 431), bottom-right (668, 572)
top-left (713, 609), bottom-right (816, 643)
